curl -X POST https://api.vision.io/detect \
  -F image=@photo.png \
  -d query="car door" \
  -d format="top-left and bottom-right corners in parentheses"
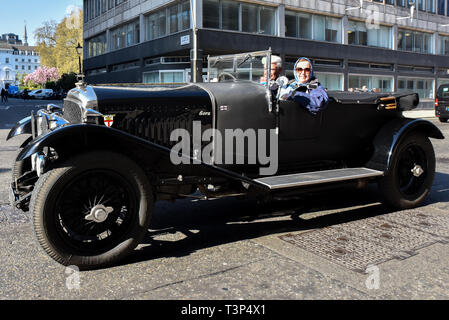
top-left (278, 100), bottom-right (323, 165)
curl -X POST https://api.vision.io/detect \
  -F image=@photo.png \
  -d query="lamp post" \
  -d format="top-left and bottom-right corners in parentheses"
top-left (76, 43), bottom-right (83, 75)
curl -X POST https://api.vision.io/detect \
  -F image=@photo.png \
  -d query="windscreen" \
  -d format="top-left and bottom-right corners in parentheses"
top-left (207, 51), bottom-right (270, 83)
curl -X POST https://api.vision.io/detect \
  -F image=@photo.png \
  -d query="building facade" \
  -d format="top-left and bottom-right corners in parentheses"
top-left (83, 0), bottom-right (449, 107)
top-left (0, 33), bottom-right (40, 89)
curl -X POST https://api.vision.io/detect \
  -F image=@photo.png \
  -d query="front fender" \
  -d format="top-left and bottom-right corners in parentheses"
top-left (366, 118), bottom-right (444, 172)
top-left (6, 116), bottom-right (32, 141)
top-left (18, 124), bottom-right (269, 191)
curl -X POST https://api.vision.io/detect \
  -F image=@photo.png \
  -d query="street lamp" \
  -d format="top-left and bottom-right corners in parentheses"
top-left (76, 42), bottom-right (83, 75)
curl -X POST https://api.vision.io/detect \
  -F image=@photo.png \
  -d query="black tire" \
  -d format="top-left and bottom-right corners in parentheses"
top-left (439, 118), bottom-right (448, 123)
top-left (9, 147), bottom-right (31, 209)
top-left (30, 151), bottom-right (153, 270)
top-left (378, 133), bottom-right (435, 210)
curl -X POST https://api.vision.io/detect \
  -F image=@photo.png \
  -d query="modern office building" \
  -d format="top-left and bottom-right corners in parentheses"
top-left (0, 30), bottom-right (40, 89)
top-left (83, 0), bottom-right (449, 107)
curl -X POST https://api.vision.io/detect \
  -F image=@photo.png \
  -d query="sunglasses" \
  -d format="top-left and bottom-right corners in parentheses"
top-left (296, 68), bottom-right (311, 73)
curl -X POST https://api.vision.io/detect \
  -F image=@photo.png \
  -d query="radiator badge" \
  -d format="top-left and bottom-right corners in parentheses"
top-left (103, 115), bottom-right (115, 128)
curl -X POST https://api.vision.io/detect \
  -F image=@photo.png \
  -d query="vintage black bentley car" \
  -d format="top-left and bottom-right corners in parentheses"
top-left (7, 50), bottom-right (444, 269)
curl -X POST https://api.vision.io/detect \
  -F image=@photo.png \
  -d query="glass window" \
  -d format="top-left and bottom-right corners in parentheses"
top-left (242, 4), bottom-right (258, 33)
top-left (110, 20), bottom-right (139, 50)
top-left (157, 11), bottom-right (166, 37)
top-left (314, 73), bottom-right (343, 91)
top-left (348, 75), bottom-right (393, 92)
top-left (203, 0), bottom-right (219, 28)
top-left (439, 35), bottom-right (449, 55)
top-left (438, 0), bottom-right (445, 14)
top-left (298, 13), bottom-right (312, 39)
top-left (419, 0), bottom-right (426, 10)
top-left (313, 15), bottom-right (340, 42)
top-left (398, 29), bottom-right (432, 54)
top-left (397, 0), bottom-right (406, 6)
top-left (313, 15), bottom-right (325, 41)
top-left (428, 0), bottom-right (436, 12)
top-left (143, 72), bottom-right (159, 84)
top-left (398, 77), bottom-right (434, 99)
top-left (161, 71), bottom-right (184, 83)
top-left (259, 6), bottom-right (276, 35)
top-left (222, 0), bottom-right (239, 31)
top-left (367, 25), bottom-right (391, 48)
top-left (145, 11), bottom-right (166, 40)
top-left (348, 21), bottom-right (367, 46)
top-left (285, 11), bottom-right (297, 37)
top-left (181, 1), bottom-right (191, 30)
top-left (169, 5), bottom-right (179, 34)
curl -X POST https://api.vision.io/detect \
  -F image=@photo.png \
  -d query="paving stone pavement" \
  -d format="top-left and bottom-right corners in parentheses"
top-left (0, 116), bottom-right (448, 300)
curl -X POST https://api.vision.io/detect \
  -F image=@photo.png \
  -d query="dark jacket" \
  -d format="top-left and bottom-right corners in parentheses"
top-left (286, 58), bottom-right (329, 115)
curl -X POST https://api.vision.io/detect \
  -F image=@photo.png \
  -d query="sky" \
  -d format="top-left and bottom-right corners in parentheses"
top-left (2, 0), bottom-right (83, 46)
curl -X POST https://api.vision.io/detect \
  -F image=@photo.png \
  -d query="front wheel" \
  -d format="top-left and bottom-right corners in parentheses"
top-left (439, 118), bottom-right (448, 123)
top-left (30, 151), bottom-right (153, 270)
top-left (378, 133), bottom-right (435, 210)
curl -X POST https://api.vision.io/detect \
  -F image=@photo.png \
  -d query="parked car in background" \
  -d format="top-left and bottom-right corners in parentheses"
top-left (28, 89), bottom-right (54, 100)
top-left (435, 84), bottom-right (449, 123)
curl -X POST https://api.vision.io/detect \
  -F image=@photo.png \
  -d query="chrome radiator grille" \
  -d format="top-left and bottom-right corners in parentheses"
top-left (63, 100), bottom-right (83, 124)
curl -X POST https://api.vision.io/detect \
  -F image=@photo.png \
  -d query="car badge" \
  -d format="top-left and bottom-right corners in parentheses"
top-left (103, 115), bottom-right (115, 128)
top-left (220, 105), bottom-right (228, 111)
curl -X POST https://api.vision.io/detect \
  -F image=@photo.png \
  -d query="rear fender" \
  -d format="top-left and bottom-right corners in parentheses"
top-left (18, 124), bottom-right (269, 191)
top-left (366, 118), bottom-right (444, 172)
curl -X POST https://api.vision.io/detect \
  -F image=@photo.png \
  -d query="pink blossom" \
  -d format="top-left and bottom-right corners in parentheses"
top-left (24, 67), bottom-right (60, 86)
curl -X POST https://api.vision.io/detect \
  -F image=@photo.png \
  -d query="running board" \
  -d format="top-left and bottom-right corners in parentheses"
top-left (255, 168), bottom-right (384, 190)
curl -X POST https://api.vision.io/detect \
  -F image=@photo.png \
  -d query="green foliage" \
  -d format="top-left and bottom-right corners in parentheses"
top-left (34, 10), bottom-right (83, 75)
top-left (56, 73), bottom-right (78, 91)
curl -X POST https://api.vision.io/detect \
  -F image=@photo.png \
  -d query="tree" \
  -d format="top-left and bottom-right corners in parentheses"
top-left (24, 67), bottom-right (60, 88)
top-left (34, 21), bottom-right (58, 68)
top-left (34, 9), bottom-right (83, 75)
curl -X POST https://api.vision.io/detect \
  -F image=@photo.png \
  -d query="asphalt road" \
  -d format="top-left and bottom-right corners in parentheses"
top-left (0, 99), bottom-right (449, 300)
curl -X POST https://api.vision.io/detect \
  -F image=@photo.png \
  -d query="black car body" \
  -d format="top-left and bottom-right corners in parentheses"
top-left (7, 50), bottom-right (444, 269)
top-left (435, 83), bottom-right (449, 122)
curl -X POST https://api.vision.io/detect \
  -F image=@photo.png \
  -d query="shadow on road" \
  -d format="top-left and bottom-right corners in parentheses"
top-left (119, 171), bottom-right (449, 268)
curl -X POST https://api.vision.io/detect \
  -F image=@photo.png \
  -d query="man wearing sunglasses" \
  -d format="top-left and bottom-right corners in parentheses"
top-left (282, 57), bottom-right (329, 115)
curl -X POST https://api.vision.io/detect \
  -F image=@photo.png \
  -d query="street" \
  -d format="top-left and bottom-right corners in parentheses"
top-left (0, 98), bottom-right (449, 300)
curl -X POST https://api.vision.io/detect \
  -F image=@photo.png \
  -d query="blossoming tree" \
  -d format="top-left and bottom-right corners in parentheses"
top-left (24, 67), bottom-right (60, 88)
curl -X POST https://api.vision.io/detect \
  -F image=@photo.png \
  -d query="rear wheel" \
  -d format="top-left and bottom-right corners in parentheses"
top-left (378, 133), bottom-right (435, 209)
top-left (439, 118), bottom-right (448, 123)
top-left (30, 151), bottom-right (153, 270)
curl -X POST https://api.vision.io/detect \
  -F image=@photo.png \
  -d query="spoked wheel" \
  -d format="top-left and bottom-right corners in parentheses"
top-left (31, 151), bottom-right (153, 270)
top-left (378, 133), bottom-right (435, 209)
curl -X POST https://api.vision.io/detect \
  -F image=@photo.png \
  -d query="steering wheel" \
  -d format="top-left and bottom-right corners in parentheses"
top-left (217, 72), bottom-right (237, 82)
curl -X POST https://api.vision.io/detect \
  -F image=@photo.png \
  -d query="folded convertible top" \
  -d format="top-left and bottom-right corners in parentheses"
top-left (328, 91), bottom-right (419, 111)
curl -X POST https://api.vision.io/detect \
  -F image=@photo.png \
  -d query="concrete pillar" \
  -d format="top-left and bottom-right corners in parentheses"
top-left (106, 29), bottom-right (111, 53)
top-left (393, 63), bottom-right (398, 92)
top-left (140, 14), bottom-right (145, 43)
top-left (342, 15), bottom-right (349, 45)
top-left (195, 0), bottom-right (203, 29)
top-left (392, 24), bottom-right (398, 51)
top-left (278, 4), bottom-right (285, 37)
top-left (343, 58), bottom-right (349, 91)
top-left (433, 31), bottom-right (439, 55)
